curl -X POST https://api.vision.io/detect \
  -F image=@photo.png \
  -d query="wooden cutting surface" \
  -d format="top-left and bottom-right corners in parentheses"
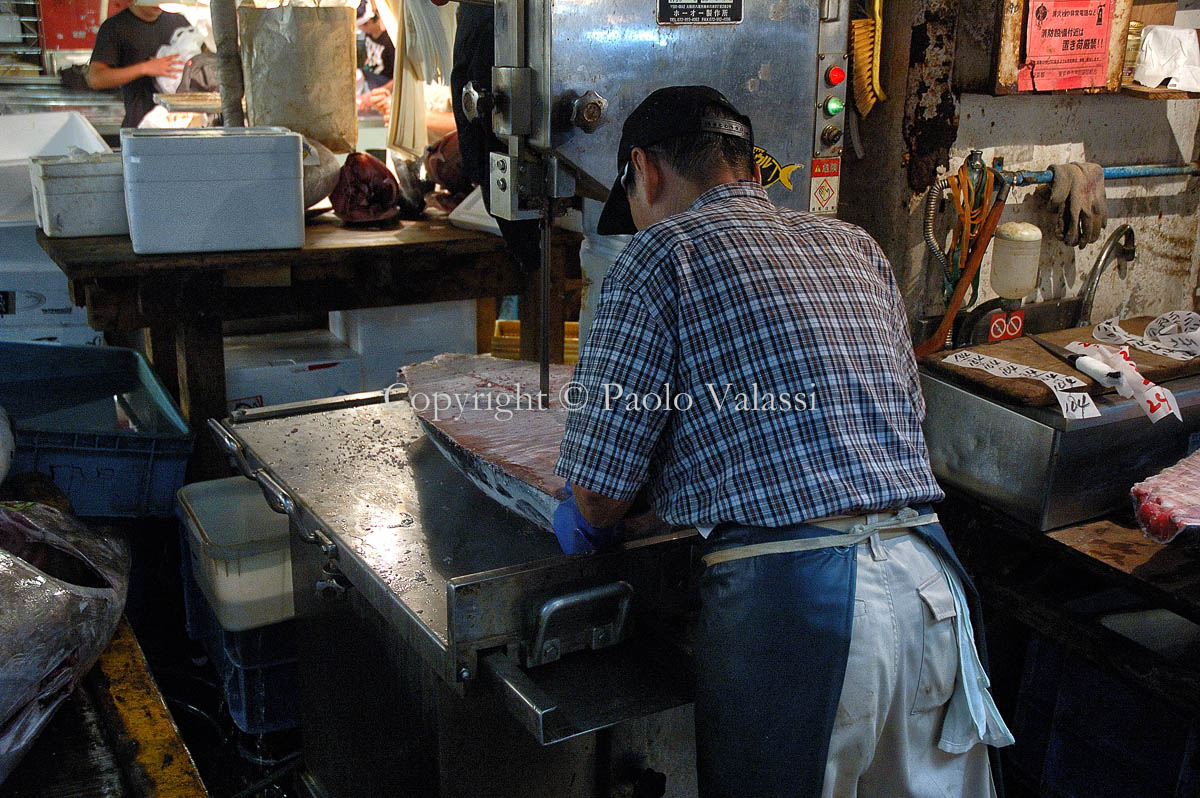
top-left (921, 316), bottom-right (1200, 406)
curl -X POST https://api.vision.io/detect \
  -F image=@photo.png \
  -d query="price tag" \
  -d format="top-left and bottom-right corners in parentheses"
top-left (1094, 316), bottom-right (1200, 360)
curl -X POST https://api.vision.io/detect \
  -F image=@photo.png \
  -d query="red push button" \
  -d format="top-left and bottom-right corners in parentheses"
top-left (826, 66), bottom-right (846, 86)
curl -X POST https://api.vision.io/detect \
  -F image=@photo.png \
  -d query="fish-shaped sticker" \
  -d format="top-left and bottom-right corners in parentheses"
top-left (754, 146), bottom-right (802, 191)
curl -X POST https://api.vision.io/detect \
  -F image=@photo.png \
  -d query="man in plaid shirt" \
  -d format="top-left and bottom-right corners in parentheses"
top-left (554, 86), bottom-right (1009, 797)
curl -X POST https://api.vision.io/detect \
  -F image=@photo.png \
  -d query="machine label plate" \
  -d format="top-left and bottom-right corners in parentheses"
top-left (657, 0), bottom-right (743, 24)
top-left (809, 158), bottom-right (840, 215)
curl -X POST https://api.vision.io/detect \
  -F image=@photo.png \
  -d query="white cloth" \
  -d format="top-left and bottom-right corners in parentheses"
top-left (934, 554), bottom-right (1017, 753)
top-left (822, 534), bottom-right (1003, 798)
top-left (1134, 25), bottom-right (1200, 92)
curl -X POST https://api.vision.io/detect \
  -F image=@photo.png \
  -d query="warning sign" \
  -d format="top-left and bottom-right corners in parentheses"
top-left (809, 158), bottom-right (840, 215)
top-left (987, 310), bottom-right (1026, 342)
top-left (1017, 0), bottom-right (1112, 91)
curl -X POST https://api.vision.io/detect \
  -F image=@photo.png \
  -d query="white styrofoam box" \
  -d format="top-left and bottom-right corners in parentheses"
top-left (0, 225), bottom-right (96, 337)
top-left (0, 13), bottom-right (20, 43)
top-left (329, 301), bottom-right (476, 390)
top-left (224, 329), bottom-right (361, 413)
top-left (0, 323), bottom-right (103, 346)
top-left (0, 112), bottom-right (110, 226)
top-left (121, 127), bottom-right (304, 254)
top-left (447, 186), bottom-right (501, 236)
top-left (30, 153), bottom-right (128, 238)
top-left (178, 477), bottom-right (293, 631)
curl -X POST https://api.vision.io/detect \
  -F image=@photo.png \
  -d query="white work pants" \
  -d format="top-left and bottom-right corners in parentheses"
top-left (822, 534), bottom-right (998, 798)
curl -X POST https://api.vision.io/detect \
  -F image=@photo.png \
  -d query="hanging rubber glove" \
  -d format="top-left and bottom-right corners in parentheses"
top-left (552, 482), bottom-right (620, 554)
top-left (1049, 163), bottom-right (1082, 247)
top-left (1074, 162), bottom-right (1108, 247)
top-left (1049, 162), bottom-right (1108, 248)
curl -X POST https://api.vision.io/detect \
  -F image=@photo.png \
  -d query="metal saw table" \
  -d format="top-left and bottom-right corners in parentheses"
top-left (211, 391), bottom-right (700, 798)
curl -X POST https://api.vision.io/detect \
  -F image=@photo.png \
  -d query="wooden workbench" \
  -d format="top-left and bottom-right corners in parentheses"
top-left (37, 215), bottom-right (574, 476)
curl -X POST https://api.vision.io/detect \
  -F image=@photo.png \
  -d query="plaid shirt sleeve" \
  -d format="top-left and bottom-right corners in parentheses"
top-left (861, 234), bottom-right (926, 423)
top-left (555, 274), bottom-right (675, 501)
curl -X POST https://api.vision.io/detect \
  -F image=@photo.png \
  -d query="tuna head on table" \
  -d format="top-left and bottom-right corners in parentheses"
top-left (0, 503), bottom-right (129, 784)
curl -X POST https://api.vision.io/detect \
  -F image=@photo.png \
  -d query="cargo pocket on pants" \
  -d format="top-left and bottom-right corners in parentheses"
top-left (911, 571), bottom-right (958, 714)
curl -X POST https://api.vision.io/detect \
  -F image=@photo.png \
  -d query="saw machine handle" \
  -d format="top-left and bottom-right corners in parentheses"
top-left (208, 418), bottom-right (253, 478)
top-left (254, 468), bottom-right (336, 557)
top-left (528, 581), bottom-right (633, 667)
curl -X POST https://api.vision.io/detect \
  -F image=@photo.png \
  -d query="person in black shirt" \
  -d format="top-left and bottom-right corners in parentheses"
top-left (356, 0), bottom-right (395, 91)
top-left (87, 4), bottom-right (189, 127)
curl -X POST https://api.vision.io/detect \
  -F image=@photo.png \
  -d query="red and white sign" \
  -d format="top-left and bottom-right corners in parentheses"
top-left (1017, 0), bottom-right (1113, 91)
top-left (809, 158), bottom-right (840, 216)
top-left (987, 310), bottom-right (1025, 342)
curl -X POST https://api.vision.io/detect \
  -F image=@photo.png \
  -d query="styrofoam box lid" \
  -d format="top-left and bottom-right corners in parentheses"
top-left (0, 112), bottom-right (110, 166)
top-left (30, 152), bottom-right (123, 179)
top-left (121, 126), bottom-right (302, 157)
top-left (178, 477), bottom-right (290, 560)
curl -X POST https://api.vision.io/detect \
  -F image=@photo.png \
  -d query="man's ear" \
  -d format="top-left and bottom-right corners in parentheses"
top-left (630, 147), bottom-right (662, 205)
top-left (753, 162), bottom-right (762, 184)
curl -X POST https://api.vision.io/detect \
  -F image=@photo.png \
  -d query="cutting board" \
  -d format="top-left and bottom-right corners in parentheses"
top-left (921, 317), bottom-right (1200, 406)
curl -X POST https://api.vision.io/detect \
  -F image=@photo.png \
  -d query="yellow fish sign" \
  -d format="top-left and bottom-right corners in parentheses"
top-left (754, 146), bottom-right (802, 191)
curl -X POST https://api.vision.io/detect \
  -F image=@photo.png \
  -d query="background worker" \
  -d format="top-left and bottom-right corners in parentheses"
top-left (87, 1), bottom-right (189, 128)
top-left (554, 85), bottom-right (1013, 796)
top-left (356, 0), bottom-right (395, 118)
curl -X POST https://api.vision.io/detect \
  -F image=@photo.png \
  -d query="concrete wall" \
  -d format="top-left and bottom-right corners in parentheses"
top-left (840, 0), bottom-right (1200, 330)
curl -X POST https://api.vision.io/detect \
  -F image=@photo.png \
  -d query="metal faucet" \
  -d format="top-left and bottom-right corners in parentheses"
top-left (1076, 224), bottom-right (1135, 327)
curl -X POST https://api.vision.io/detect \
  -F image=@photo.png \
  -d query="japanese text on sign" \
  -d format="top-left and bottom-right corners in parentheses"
top-left (1017, 0), bottom-right (1113, 91)
top-left (657, 0), bottom-right (743, 24)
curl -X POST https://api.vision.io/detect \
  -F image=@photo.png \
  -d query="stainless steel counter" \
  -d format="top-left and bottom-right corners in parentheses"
top-left (921, 369), bottom-right (1200, 530)
top-left (212, 393), bottom-right (700, 797)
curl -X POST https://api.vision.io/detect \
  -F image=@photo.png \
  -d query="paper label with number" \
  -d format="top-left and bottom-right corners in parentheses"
top-left (1066, 341), bottom-right (1182, 423)
top-left (943, 349), bottom-right (1098, 419)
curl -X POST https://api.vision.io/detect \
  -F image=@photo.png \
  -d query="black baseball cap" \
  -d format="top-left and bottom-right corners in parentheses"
top-left (596, 85), bottom-right (753, 236)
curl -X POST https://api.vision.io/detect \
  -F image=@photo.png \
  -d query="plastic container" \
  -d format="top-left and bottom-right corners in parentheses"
top-left (30, 153), bottom-right (128, 237)
top-left (2, 341), bottom-right (192, 516)
top-left (989, 221), bottom-right (1041, 300)
top-left (177, 477), bottom-right (294, 632)
top-left (179, 545), bottom-right (299, 734)
top-left (0, 112), bottom-right (110, 226)
top-left (120, 127), bottom-right (304, 254)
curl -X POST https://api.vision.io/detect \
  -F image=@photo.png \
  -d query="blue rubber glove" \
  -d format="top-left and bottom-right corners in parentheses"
top-left (552, 482), bottom-right (619, 554)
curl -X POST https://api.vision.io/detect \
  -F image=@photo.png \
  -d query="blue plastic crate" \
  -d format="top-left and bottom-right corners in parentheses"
top-left (179, 531), bottom-right (299, 734)
top-left (2, 341), bottom-right (192, 517)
